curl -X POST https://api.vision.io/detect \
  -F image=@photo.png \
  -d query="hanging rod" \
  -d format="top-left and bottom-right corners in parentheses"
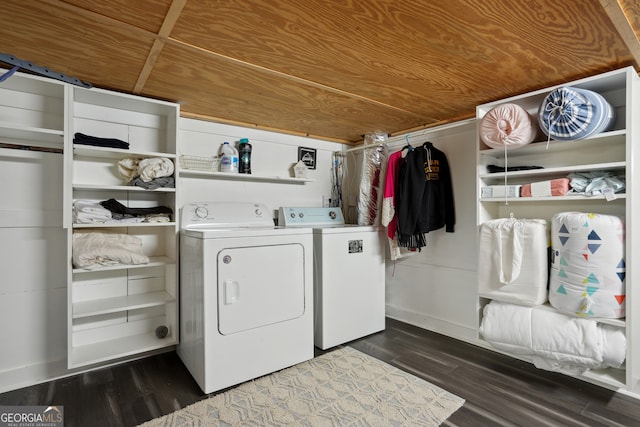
top-left (335, 118), bottom-right (476, 155)
top-left (0, 53), bottom-right (92, 88)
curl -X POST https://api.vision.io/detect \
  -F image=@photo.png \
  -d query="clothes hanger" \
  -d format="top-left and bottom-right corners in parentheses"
top-left (401, 134), bottom-right (414, 154)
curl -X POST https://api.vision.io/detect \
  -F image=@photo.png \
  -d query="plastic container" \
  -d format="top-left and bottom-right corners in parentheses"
top-left (219, 141), bottom-right (238, 173)
top-left (238, 137), bottom-right (252, 174)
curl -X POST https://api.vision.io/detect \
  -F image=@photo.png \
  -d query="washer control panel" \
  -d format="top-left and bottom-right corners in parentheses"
top-left (279, 207), bottom-right (345, 227)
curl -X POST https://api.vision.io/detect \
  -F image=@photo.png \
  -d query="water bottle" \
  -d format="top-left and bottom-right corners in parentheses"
top-left (219, 142), bottom-right (238, 173)
top-left (238, 138), bottom-right (252, 174)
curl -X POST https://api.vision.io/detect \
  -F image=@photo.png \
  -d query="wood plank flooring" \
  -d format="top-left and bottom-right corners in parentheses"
top-left (1, 317), bottom-right (638, 426)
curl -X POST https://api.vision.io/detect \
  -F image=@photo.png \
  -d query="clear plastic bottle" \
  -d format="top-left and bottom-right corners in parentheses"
top-left (219, 141), bottom-right (238, 173)
top-left (238, 138), bottom-right (252, 174)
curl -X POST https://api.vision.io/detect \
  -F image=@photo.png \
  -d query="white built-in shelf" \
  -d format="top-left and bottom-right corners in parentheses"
top-left (479, 162), bottom-right (626, 180)
top-left (73, 144), bottom-right (177, 159)
top-left (72, 183), bottom-right (175, 192)
top-left (72, 222), bottom-right (176, 229)
top-left (478, 130), bottom-right (626, 156)
top-left (179, 169), bottom-right (314, 183)
top-left (73, 291), bottom-right (175, 318)
top-left (0, 123), bottom-right (64, 145)
top-left (72, 256), bottom-right (174, 274)
top-left (70, 332), bottom-right (177, 368)
top-left (480, 194), bottom-right (626, 202)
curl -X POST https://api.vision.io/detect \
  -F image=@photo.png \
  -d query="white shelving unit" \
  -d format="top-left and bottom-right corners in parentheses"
top-left (64, 85), bottom-right (180, 368)
top-left (476, 66), bottom-right (640, 394)
top-left (0, 73), bottom-right (65, 151)
top-left (179, 168), bottom-right (314, 183)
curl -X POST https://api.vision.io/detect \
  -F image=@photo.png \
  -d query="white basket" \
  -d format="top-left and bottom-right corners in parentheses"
top-left (180, 155), bottom-right (219, 171)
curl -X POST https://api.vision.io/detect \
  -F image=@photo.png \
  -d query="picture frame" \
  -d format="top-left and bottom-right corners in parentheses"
top-left (298, 147), bottom-right (317, 170)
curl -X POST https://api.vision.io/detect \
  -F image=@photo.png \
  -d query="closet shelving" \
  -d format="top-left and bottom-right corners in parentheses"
top-left (476, 66), bottom-right (639, 394)
top-left (0, 73), bottom-right (65, 151)
top-left (179, 168), bottom-right (314, 184)
top-left (65, 85), bottom-right (180, 368)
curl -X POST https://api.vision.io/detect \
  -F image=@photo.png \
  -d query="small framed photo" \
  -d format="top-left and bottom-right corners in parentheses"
top-left (298, 147), bottom-right (317, 170)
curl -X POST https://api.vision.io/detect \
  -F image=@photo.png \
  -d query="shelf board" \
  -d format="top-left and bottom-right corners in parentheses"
top-left (179, 169), bottom-right (314, 183)
top-left (73, 291), bottom-right (175, 318)
top-left (72, 183), bottom-right (175, 192)
top-left (478, 129), bottom-right (626, 156)
top-left (0, 123), bottom-right (64, 145)
top-left (480, 161), bottom-right (626, 180)
top-left (73, 144), bottom-right (176, 159)
top-left (72, 256), bottom-right (174, 274)
top-left (72, 221), bottom-right (176, 229)
top-left (70, 332), bottom-right (177, 368)
top-left (480, 194), bottom-right (626, 202)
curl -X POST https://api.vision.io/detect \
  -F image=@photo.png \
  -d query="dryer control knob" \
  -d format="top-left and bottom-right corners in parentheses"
top-left (195, 206), bottom-right (208, 218)
top-left (255, 208), bottom-right (262, 216)
top-left (329, 210), bottom-right (337, 219)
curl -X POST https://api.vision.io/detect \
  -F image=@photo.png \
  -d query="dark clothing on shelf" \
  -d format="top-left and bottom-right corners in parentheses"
top-left (100, 198), bottom-right (173, 217)
top-left (74, 132), bottom-right (129, 150)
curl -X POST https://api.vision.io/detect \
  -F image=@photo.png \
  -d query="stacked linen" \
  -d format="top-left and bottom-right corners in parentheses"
top-left (480, 300), bottom-right (626, 375)
top-left (549, 212), bottom-right (626, 318)
top-left (72, 232), bottom-right (149, 269)
top-left (538, 87), bottom-right (615, 141)
top-left (73, 200), bottom-right (111, 224)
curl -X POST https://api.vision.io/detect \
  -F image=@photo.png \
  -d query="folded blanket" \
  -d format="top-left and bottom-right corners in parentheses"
top-left (73, 200), bottom-right (112, 224)
top-left (521, 178), bottom-right (571, 197)
top-left (73, 232), bottom-right (149, 268)
top-left (480, 300), bottom-right (626, 375)
top-left (568, 171), bottom-right (625, 196)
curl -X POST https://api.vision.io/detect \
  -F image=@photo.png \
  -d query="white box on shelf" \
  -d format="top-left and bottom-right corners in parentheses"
top-left (481, 185), bottom-right (521, 199)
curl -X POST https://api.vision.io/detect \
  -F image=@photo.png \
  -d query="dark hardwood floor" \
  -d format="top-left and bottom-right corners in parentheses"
top-left (1, 318), bottom-right (638, 426)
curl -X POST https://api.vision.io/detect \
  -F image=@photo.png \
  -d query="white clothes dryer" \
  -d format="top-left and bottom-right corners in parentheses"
top-left (179, 202), bottom-right (313, 393)
top-left (279, 207), bottom-right (385, 350)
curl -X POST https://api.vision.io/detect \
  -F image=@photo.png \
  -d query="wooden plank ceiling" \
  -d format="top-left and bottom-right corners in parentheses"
top-left (1, 0), bottom-right (639, 144)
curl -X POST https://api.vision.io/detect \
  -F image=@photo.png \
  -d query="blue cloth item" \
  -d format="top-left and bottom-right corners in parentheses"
top-left (538, 87), bottom-right (615, 141)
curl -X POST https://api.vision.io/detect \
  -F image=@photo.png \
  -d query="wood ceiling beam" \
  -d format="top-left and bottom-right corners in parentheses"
top-left (133, 0), bottom-right (187, 94)
top-left (600, 0), bottom-right (640, 70)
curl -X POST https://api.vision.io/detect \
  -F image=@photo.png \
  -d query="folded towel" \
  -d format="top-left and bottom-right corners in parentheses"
top-left (138, 158), bottom-right (174, 182)
top-left (521, 178), bottom-right (570, 197)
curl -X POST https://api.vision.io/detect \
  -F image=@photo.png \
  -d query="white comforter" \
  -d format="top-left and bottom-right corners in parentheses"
top-left (479, 300), bottom-right (625, 375)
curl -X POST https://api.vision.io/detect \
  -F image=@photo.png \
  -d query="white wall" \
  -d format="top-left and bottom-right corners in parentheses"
top-left (367, 121), bottom-right (480, 342)
top-left (0, 147), bottom-right (67, 392)
top-left (178, 118), bottom-right (345, 214)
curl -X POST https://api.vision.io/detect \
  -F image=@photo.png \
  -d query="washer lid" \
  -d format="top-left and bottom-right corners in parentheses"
top-left (312, 224), bottom-right (381, 234)
top-left (181, 225), bottom-right (312, 238)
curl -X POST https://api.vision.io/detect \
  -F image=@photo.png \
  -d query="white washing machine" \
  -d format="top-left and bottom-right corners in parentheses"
top-left (279, 207), bottom-right (386, 350)
top-left (178, 202), bottom-right (313, 393)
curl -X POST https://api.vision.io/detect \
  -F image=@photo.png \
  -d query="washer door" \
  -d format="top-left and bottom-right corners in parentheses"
top-left (217, 243), bottom-right (305, 335)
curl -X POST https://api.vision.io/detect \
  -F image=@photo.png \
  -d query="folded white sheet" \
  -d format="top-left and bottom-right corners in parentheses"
top-left (73, 232), bottom-right (149, 268)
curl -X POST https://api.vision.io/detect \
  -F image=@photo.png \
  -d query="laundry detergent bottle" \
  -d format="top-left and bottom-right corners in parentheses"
top-left (238, 138), bottom-right (252, 174)
top-left (219, 141), bottom-right (238, 173)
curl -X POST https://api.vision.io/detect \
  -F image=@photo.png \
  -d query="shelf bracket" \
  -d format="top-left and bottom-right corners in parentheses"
top-left (0, 52), bottom-right (92, 88)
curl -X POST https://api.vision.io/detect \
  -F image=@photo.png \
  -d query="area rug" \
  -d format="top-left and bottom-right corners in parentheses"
top-left (139, 346), bottom-right (464, 426)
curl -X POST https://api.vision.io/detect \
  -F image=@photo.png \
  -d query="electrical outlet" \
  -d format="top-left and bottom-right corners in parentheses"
top-left (322, 195), bottom-right (332, 207)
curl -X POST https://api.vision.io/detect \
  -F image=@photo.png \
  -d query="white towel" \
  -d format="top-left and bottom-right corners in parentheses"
top-left (138, 158), bottom-right (174, 182)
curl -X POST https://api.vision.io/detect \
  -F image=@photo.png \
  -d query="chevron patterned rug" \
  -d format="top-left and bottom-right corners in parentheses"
top-left (139, 346), bottom-right (464, 426)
